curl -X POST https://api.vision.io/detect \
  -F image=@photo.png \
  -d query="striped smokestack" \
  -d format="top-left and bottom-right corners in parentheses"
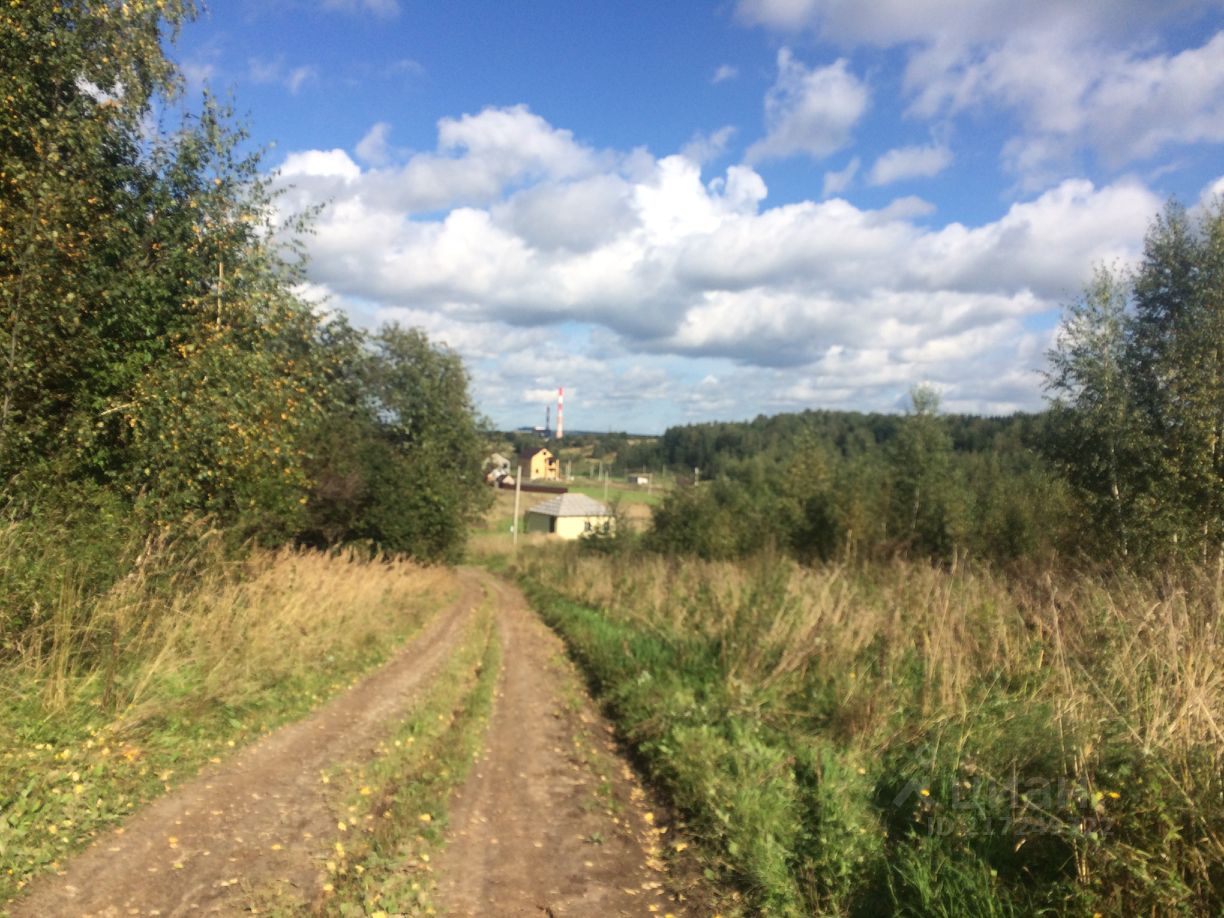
top-left (557, 387), bottom-right (564, 440)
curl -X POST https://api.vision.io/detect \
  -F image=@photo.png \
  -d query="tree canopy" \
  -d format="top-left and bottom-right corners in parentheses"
top-left (1, 1), bottom-right (487, 571)
top-left (1048, 200), bottom-right (1224, 563)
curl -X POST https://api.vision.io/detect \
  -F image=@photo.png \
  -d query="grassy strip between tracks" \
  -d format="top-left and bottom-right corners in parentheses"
top-left (313, 594), bottom-right (500, 917)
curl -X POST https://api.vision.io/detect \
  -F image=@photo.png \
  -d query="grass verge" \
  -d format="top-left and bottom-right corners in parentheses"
top-left (518, 546), bottom-right (1224, 917)
top-left (0, 546), bottom-right (455, 903)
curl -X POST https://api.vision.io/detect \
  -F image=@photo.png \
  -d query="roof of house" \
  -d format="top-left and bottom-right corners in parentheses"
top-left (526, 493), bottom-right (611, 518)
top-left (520, 447), bottom-right (554, 461)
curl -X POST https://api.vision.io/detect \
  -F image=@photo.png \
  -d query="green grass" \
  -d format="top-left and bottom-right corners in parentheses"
top-left (317, 598), bottom-right (501, 916)
top-left (517, 547), bottom-right (1224, 917)
top-left (568, 481), bottom-right (663, 506)
top-left (0, 548), bottom-right (456, 904)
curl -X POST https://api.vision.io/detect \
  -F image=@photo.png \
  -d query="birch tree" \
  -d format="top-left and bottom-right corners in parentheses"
top-left (1047, 201), bottom-right (1224, 563)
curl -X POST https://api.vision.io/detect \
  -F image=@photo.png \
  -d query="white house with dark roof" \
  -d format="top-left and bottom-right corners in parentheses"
top-left (523, 493), bottom-right (613, 539)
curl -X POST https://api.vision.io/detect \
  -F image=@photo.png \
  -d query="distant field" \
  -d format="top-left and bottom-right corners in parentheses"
top-left (567, 481), bottom-right (662, 506)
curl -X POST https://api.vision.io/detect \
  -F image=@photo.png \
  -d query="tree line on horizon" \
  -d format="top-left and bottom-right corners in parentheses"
top-left (611, 201), bottom-right (1223, 569)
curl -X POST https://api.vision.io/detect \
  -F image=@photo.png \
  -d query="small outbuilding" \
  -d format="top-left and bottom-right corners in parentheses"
top-left (524, 493), bottom-right (613, 539)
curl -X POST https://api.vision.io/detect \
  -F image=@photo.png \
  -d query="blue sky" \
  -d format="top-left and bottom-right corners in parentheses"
top-left (174, 0), bottom-right (1224, 433)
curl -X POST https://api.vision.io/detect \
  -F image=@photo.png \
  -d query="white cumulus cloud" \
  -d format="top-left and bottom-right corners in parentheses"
top-left (735, 0), bottom-right (1224, 184)
top-left (746, 50), bottom-right (869, 163)
top-left (274, 107), bottom-right (1168, 425)
top-left (279, 148), bottom-right (362, 182)
top-left (868, 144), bottom-right (953, 186)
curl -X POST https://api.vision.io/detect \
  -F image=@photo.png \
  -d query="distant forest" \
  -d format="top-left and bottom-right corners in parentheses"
top-left (571, 400), bottom-right (1065, 566)
top-left (617, 407), bottom-right (1049, 476)
top-left (585, 197), bottom-right (1224, 571)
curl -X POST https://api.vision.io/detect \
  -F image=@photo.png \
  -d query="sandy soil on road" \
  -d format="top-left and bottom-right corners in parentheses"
top-left (12, 567), bottom-right (689, 917)
top-left (435, 574), bottom-right (681, 917)
top-left (11, 571), bottom-right (483, 917)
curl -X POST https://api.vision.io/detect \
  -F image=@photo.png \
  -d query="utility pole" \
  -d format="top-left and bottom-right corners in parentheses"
top-left (512, 471), bottom-right (521, 551)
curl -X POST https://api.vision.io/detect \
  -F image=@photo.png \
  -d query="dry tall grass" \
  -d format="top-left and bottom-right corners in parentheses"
top-left (465, 529), bottom-right (550, 563)
top-left (523, 547), bottom-right (1224, 913)
top-left (8, 533), bottom-right (457, 722)
top-left (545, 551), bottom-right (1223, 751)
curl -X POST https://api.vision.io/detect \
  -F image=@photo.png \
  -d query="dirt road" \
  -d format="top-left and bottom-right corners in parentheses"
top-left (11, 569), bottom-right (684, 917)
top-left (435, 574), bottom-right (676, 917)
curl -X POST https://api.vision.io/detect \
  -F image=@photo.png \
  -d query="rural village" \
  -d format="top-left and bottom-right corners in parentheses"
top-left (3, 2), bottom-right (1223, 917)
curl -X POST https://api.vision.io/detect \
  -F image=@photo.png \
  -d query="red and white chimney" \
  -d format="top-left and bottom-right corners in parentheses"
top-left (556, 387), bottom-right (564, 440)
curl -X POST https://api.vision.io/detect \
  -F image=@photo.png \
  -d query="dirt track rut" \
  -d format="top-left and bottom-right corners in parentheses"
top-left (12, 571), bottom-right (483, 917)
top-left (12, 568), bottom-right (685, 917)
top-left (435, 574), bottom-right (676, 917)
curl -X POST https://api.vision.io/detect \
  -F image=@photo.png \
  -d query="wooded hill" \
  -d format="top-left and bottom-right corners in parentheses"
top-left (620, 407), bottom-right (1047, 473)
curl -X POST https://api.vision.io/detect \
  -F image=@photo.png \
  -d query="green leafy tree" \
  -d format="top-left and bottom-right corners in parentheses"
top-left (361, 325), bottom-right (489, 560)
top-left (1, 0), bottom-right (197, 481)
top-left (111, 100), bottom-right (328, 539)
top-left (647, 476), bottom-right (785, 560)
top-left (781, 434), bottom-right (840, 562)
top-left (1129, 201), bottom-right (1224, 559)
top-left (1047, 201), bottom-right (1224, 562)
top-left (888, 385), bottom-right (962, 557)
top-left (1046, 267), bottom-right (1149, 555)
top-left (1, 2), bottom-right (495, 659)
top-left (300, 323), bottom-right (489, 562)
top-left (1, 1), bottom-right (335, 544)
